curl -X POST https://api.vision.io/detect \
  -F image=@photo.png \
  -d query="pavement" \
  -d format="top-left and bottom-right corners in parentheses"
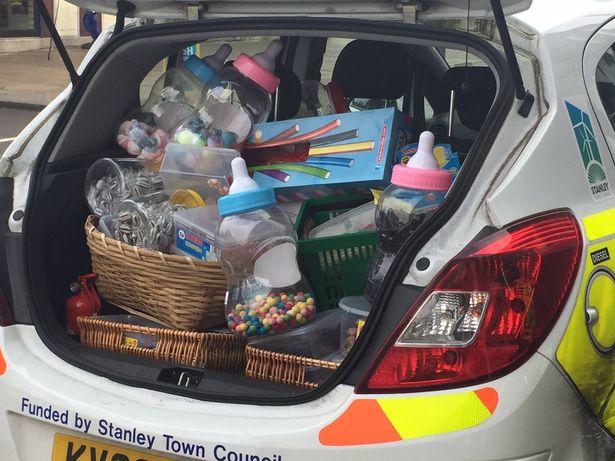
top-left (0, 46), bottom-right (89, 109)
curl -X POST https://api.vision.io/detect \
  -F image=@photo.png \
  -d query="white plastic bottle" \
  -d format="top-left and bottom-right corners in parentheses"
top-left (216, 157), bottom-right (316, 336)
top-left (365, 131), bottom-right (453, 303)
top-left (173, 40), bottom-right (283, 150)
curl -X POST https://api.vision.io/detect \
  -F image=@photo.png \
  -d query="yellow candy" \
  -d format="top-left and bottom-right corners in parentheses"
top-left (239, 323), bottom-right (248, 331)
top-left (263, 319), bottom-right (269, 326)
top-left (306, 298), bottom-right (315, 305)
top-left (259, 306), bottom-right (269, 314)
top-left (296, 314), bottom-right (303, 321)
top-left (296, 302), bottom-right (305, 309)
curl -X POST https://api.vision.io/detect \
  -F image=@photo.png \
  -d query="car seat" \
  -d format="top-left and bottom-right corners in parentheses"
top-left (331, 40), bottom-right (412, 109)
top-left (268, 63), bottom-right (302, 121)
top-left (428, 66), bottom-right (497, 154)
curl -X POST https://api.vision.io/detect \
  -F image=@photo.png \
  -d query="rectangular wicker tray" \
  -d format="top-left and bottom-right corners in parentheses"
top-left (245, 345), bottom-right (340, 388)
top-left (78, 315), bottom-right (247, 372)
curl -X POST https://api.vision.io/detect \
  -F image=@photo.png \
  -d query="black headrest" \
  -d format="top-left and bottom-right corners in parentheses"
top-left (268, 63), bottom-right (302, 121)
top-left (332, 40), bottom-right (411, 100)
top-left (442, 66), bottom-right (496, 132)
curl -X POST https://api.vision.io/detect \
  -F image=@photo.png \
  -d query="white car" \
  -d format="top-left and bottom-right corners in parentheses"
top-left (2, 0), bottom-right (615, 460)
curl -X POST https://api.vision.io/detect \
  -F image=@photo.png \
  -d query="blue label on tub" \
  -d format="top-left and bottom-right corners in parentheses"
top-left (175, 225), bottom-right (213, 260)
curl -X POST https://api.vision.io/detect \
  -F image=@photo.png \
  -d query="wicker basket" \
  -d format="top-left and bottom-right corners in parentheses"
top-left (85, 215), bottom-right (227, 331)
top-left (78, 316), bottom-right (246, 372)
top-left (245, 345), bottom-right (340, 388)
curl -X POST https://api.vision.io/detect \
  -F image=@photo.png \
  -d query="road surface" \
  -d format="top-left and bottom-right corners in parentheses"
top-left (0, 107), bottom-right (38, 156)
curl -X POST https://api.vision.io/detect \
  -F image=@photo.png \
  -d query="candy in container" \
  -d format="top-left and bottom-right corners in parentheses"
top-left (139, 44), bottom-right (232, 133)
top-left (216, 157), bottom-right (316, 336)
top-left (84, 158), bottom-right (164, 217)
top-left (172, 40), bottom-right (282, 150)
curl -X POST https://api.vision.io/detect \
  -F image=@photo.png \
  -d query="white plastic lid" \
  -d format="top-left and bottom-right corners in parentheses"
top-left (339, 296), bottom-right (371, 316)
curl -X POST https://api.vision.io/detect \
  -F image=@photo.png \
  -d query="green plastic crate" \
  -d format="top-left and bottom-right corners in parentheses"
top-left (294, 194), bottom-right (379, 310)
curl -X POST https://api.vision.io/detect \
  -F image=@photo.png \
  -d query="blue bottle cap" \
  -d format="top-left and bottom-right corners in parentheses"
top-left (218, 187), bottom-right (276, 217)
top-left (184, 56), bottom-right (216, 84)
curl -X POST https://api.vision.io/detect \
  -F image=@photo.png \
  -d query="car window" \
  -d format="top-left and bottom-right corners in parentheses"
top-left (596, 44), bottom-right (615, 130)
top-left (320, 38), bottom-right (353, 84)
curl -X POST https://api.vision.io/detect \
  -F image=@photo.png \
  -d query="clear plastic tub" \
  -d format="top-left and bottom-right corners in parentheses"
top-left (249, 309), bottom-right (340, 358)
top-left (84, 158), bottom-right (164, 216)
top-left (339, 296), bottom-right (371, 356)
top-left (159, 143), bottom-right (240, 202)
top-left (308, 201), bottom-right (376, 239)
top-left (172, 206), bottom-right (220, 261)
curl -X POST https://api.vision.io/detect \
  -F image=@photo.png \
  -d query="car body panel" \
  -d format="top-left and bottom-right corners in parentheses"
top-left (0, 324), bottom-right (609, 461)
top-left (2, 2), bottom-right (615, 460)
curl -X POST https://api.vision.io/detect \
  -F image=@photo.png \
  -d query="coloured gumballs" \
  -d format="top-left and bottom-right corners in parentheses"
top-left (226, 291), bottom-right (316, 337)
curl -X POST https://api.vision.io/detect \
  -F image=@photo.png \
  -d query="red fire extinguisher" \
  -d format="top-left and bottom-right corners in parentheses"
top-left (65, 273), bottom-right (101, 335)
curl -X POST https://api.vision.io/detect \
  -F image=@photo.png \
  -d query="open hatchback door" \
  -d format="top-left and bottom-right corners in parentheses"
top-left (66, 0), bottom-right (533, 21)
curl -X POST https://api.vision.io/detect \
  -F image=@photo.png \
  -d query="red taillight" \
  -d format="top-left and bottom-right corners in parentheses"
top-left (358, 211), bottom-right (582, 393)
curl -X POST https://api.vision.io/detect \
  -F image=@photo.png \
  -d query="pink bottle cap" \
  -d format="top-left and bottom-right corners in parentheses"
top-left (390, 131), bottom-right (452, 191)
top-left (232, 40), bottom-right (282, 94)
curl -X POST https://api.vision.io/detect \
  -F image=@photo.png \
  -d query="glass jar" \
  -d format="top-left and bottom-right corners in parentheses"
top-left (85, 158), bottom-right (164, 217)
top-left (112, 191), bottom-right (183, 252)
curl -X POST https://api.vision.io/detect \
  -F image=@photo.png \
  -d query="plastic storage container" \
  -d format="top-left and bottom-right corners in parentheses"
top-left (140, 45), bottom-right (232, 132)
top-left (294, 194), bottom-right (379, 310)
top-left (172, 40), bottom-right (282, 150)
top-left (112, 191), bottom-right (182, 252)
top-left (246, 309), bottom-right (342, 387)
top-left (308, 200), bottom-right (376, 239)
top-left (365, 131), bottom-right (452, 303)
top-left (159, 143), bottom-right (239, 203)
top-left (173, 205), bottom-right (220, 261)
top-left (84, 157), bottom-right (164, 216)
top-left (216, 157), bottom-right (316, 336)
top-left (339, 296), bottom-right (371, 356)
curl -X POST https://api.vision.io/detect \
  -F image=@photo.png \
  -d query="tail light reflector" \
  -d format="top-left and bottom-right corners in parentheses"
top-left (359, 211), bottom-right (582, 392)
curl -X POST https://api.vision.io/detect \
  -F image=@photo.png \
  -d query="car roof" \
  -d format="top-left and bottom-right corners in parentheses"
top-left (514, 0), bottom-right (615, 37)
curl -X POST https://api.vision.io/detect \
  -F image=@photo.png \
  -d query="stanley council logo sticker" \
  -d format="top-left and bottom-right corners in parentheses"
top-left (565, 101), bottom-right (612, 202)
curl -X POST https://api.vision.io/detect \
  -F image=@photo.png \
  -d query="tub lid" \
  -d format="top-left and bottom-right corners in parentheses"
top-left (339, 296), bottom-right (371, 316)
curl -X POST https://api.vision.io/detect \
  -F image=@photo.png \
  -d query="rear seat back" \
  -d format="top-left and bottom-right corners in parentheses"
top-left (332, 40), bottom-right (412, 104)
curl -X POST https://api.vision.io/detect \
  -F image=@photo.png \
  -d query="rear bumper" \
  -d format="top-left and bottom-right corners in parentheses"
top-left (0, 324), bottom-right (611, 461)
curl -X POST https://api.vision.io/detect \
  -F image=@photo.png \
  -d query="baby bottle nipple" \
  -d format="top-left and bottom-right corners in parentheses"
top-left (252, 40), bottom-right (283, 72)
top-left (229, 157), bottom-right (259, 194)
top-left (203, 43), bottom-right (232, 72)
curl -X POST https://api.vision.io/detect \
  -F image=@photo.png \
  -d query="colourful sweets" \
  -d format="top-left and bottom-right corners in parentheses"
top-left (226, 291), bottom-right (316, 336)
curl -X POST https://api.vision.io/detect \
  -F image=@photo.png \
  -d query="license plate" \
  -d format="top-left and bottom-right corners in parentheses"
top-left (51, 433), bottom-right (173, 461)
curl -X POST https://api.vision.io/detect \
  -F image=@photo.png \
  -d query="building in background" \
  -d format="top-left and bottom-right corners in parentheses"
top-left (0, 0), bottom-right (113, 52)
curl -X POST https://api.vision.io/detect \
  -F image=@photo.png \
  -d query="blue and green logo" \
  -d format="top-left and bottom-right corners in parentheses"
top-left (565, 101), bottom-right (612, 201)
